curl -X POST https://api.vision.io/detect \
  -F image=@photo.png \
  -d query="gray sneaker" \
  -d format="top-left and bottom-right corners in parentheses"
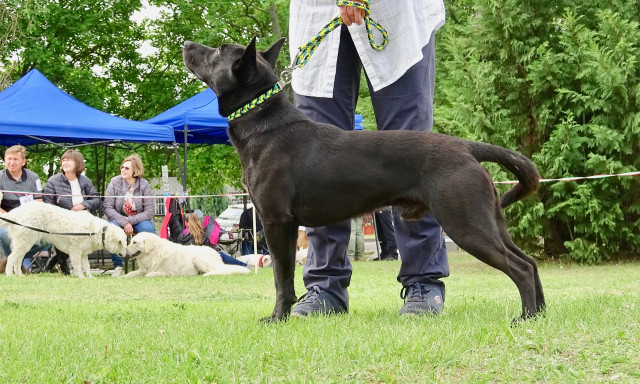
top-left (291, 286), bottom-right (347, 317)
top-left (398, 282), bottom-right (444, 316)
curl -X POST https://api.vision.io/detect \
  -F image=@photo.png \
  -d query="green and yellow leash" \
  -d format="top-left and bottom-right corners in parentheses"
top-left (228, 0), bottom-right (388, 121)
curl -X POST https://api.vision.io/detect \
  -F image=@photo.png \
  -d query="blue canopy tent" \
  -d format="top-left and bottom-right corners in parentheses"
top-left (143, 88), bottom-right (227, 188)
top-left (0, 69), bottom-right (179, 195)
top-left (143, 88), bottom-right (228, 145)
top-left (143, 84), bottom-right (364, 187)
top-left (0, 69), bottom-right (176, 147)
top-left (143, 87), bottom-right (364, 144)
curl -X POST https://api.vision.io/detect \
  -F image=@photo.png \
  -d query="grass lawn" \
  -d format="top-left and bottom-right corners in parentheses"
top-left (1, 251), bottom-right (639, 383)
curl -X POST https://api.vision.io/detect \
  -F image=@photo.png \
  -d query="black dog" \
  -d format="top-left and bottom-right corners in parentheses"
top-left (183, 37), bottom-right (545, 322)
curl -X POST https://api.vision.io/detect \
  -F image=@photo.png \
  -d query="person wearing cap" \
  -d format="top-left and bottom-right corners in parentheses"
top-left (103, 153), bottom-right (156, 277)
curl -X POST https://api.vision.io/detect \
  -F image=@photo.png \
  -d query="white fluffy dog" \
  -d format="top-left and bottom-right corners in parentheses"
top-left (0, 201), bottom-right (128, 278)
top-left (124, 232), bottom-right (250, 277)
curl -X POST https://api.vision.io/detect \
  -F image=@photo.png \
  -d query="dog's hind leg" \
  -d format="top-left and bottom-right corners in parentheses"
top-left (500, 230), bottom-right (545, 314)
top-left (68, 251), bottom-right (85, 278)
top-left (438, 199), bottom-right (541, 321)
top-left (452, 230), bottom-right (540, 321)
top-left (80, 253), bottom-right (93, 278)
top-left (432, 172), bottom-right (542, 321)
top-left (261, 216), bottom-right (299, 322)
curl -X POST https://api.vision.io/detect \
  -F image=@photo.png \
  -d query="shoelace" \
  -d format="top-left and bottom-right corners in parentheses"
top-left (297, 286), bottom-right (322, 304)
top-left (400, 282), bottom-right (431, 303)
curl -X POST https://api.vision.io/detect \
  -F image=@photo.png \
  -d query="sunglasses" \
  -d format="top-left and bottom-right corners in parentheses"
top-left (120, 166), bottom-right (131, 170)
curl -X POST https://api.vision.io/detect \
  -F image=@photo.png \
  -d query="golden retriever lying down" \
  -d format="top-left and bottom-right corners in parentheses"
top-left (124, 232), bottom-right (250, 277)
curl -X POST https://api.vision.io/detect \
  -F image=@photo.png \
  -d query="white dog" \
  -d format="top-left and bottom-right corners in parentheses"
top-left (236, 253), bottom-right (272, 268)
top-left (0, 201), bottom-right (128, 278)
top-left (124, 232), bottom-right (250, 277)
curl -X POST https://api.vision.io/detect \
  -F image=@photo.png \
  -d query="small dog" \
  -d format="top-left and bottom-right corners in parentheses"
top-left (124, 232), bottom-right (250, 277)
top-left (183, 38), bottom-right (544, 322)
top-left (236, 253), bottom-right (272, 268)
top-left (1, 201), bottom-right (128, 278)
top-left (295, 248), bottom-right (308, 266)
top-left (296, 228), bottom-right (309, 251)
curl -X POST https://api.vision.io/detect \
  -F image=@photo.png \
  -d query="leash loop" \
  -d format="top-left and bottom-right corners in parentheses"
top-left (229, 0), bottom-right (388, 120)
top-left (285, 0), bottom-right (388, 76)
top-left (280, 68), bottom-right (294, 85)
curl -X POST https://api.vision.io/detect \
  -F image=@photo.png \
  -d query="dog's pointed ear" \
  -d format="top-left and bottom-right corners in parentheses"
top-left (236, 37), bottom-right (258, 79)
top-left (261, 37), bottom-right (286, 69)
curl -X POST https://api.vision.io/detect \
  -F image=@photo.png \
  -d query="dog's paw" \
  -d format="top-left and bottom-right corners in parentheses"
top-left (259, 315), bottom-right (278, 324)
top-left (259, 313), bottom-right (290, 324)
top-left (511, 311), bottom-right (545, 326)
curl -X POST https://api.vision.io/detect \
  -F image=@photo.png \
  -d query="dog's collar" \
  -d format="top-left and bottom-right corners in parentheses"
top-left (227, 81), bottom-right (283, 121)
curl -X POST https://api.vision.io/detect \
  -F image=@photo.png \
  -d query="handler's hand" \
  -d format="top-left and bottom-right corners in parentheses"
top-left (124, 223), bottom-right (134, 235)
top-left (339, 1), bottom-right (365, 26)
top-left (71, 204), bottom-right (85, 211)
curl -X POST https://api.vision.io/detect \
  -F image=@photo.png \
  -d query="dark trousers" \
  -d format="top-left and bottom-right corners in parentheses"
top-left (46, 248), bottom-right (70, 274)
top-left (294, 26), bottom-right (449, 309)
top-left (374, 210), bottom-right (398, 259)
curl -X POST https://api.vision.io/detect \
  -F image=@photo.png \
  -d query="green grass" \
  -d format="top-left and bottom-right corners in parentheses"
top-left (1, 252), bottom-right (639, 383)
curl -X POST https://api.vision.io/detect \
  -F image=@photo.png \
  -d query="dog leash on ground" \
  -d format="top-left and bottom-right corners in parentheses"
top-left (228, 0), bottom-right (388, 122)
top-left (0, 216), bottom-right (109, 247)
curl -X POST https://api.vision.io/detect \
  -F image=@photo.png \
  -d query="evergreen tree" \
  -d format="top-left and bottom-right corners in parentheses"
top-left (436, 0), bottom-right (640, 262)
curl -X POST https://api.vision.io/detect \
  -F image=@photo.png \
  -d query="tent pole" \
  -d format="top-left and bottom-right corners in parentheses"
top-left (183, 125), bottom-right (188, 190)
top-left (173, 143), bottom-right (186, 192)
top-left (102, 143), bottom-right (108, 196)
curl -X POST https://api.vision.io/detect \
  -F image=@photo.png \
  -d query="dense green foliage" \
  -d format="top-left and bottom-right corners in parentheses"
top-left (2, 0), bottom-right (640, 261)
top-left (436, 0), bottom-right (640, 262)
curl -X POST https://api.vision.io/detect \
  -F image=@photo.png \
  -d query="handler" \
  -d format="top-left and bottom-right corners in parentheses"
top-left (289, 0), bottom-right (450, 316)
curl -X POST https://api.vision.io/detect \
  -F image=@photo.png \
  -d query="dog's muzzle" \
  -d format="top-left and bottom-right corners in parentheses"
top-left (128, 251), bottom-right (141, 259)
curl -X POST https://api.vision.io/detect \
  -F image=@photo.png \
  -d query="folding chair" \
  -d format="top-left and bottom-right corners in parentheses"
top-left (24, 246), bottom-right (51, 274)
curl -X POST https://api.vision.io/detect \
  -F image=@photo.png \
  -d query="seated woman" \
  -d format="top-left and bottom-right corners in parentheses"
top-left (164, 199), bottom-right (247, 267)
top-left (43, 149), bottom-right (102, 274)
top-left (103, 154), bottom-right (156, 277)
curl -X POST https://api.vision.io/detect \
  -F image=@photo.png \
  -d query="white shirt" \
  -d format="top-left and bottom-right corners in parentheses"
top-left (289, 0), bottom-right (446, 98)
top-left (69, 178), bottom-right (84, 206)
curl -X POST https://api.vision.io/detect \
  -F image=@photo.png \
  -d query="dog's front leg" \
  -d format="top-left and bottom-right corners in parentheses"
top-left (122, 269), bottom-right (146, 277)
top-left (6, 243), bottom-right (33, 276)
top-left (261, 219), bottom-right (299, 322)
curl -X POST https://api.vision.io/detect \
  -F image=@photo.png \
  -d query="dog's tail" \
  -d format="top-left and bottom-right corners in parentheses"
top-left (466, 141), bottom-right (541, 208)
top-left (205, 264), bottom-right (251, 276)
